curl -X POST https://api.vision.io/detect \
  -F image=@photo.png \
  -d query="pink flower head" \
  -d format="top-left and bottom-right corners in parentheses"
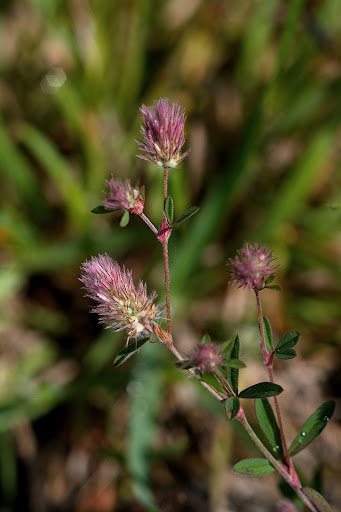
top-left (181, 343), bottom-right (222, 373)
top-left (136, 98), bottom-right (190, 168)
top-left (227, 242), bottom-right (278, 292)
top-left (80, 254), bottom-right (159, 343)
top-left (102, 177), bottom-right (145, 215)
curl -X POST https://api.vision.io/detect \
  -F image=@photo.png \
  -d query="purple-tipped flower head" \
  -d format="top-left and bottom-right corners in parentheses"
top-left (227, 242), bottom-right (278, 292)
top-left (102, 177), bottom-right (145, 215)
top-left (80, 254), bottom-right (159, 343)
top-left (136, 98), bottom-right (190, 168)
top-left (181, 343), bottom-right (222, 373)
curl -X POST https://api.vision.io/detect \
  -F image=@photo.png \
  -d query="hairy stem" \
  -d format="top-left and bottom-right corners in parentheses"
top-left (162, 166), bottom-right (172, 335)
top-left (255, 291), bottom-right (296, 475)
top-left (162, 240), bottom-right (172, 335)
top-left (140, 212), bottom-right (158, 234)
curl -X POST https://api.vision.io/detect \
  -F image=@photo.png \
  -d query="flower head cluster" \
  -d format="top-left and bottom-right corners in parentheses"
top-left (102, 177), bottom-right (145, 215)
top-left (180, 343), bottom-right (223, 373)
top-left (80, 254), bottom-right (159, 343)
top-left (227, 242), bottom-right (277, 292)
top-left (136, 98), bottom-right (190, 168)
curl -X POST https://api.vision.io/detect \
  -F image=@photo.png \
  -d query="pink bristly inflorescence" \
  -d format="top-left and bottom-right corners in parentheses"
top-left (135, 98), bottom-right (191, 168)
top-left (102, 177), bottom-right (145, 215)
top-left (227, 241), bottom-right (278, 292)
top-left (80, 254), bottom-right (159, 343)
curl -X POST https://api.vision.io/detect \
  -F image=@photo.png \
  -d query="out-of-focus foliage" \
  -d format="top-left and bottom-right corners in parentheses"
top-left (0, 0), bottom-right (340, 510)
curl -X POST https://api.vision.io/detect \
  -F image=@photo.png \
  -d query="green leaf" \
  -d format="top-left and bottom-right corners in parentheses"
top-left (175, 206), bottom-right (200, 225)
top-left (165, 196), bottom-right (174, 225)
top-left (233, 458), bottom-right (275, 476)
top-left (261, 316), bottom-right (273, 351)
top-left (225, 334), bottom-right (240, 394)
top-left (289, 401), bottom-right (335, 456)
top-left (275, 349), bottom-right (297, 360)
top-left (113, 337), bottom-right (149, 367)
top-left (220, 359), bottom-right (245, 369)
top-left (91, 205), bottom-right (119, 214)
top-left (220, 339), bottom-right (234, 354)
top-left (224, 397), bottom-right (240, 421)
top-left (201, 333), bottom-right (211, 344)
top-left (255, 398), bottom-right (283, 459)
top-left (265, 275), bottom-right (275, 285)
top-left (275, 331), bottom-right (300, 360)
top-left (120, 210), bottom-right (130, 227)
top-left (302, 487), bottom-right (334, 512)
top-left (265, 285), bottom-right (282, 291)
top-left (276, 331), bottom-right (301, 351)
top-left (239, 382), bottom-right (283, 399)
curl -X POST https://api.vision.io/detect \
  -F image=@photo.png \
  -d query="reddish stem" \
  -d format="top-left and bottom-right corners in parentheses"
top-left (255, 291), bottom-right (296, 477)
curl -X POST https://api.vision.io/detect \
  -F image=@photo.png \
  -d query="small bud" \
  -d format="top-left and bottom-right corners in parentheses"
top-left (102, 177), bottom-right (145, 215)
top-left (135, 98), bottom-right (190, 168)
top-left (180, 343), bottom-right (222, 373)
top-left (157, 213), bottom-right (172, 243)
top-left (227, 242), bottom-right (278, 292)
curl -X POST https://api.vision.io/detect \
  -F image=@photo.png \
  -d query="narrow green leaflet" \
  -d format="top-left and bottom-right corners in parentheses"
top-left (239, 382), bottom-right (283, 399)
top-left (302, 487), bottom-right (334, 512)
top-left (289, 401), bottom-right (335, 456)
top-left (265, 275), bottom-right (275, 285)
top-left (275, 331), bottom-right (300, 360)
top-left (261, 316), bottom-right (273, 352)
top-left (224, 397), bottom-right (240, 421)
top-left (220, 359), bottom-right (245, 369)
top-left (120, 210), bottom-right (130, 227)
top-left (266, 285), bottom-right (282, 291)
top-left (165, 196), bottom-right (174, 225)
top-left (91, 205), bottom-right (119, 214)
top-left (233, 458), bottom-right (275, 476)
top-left (220, 338), bottom-right (234, 354)
top-left (225, 334), bottom-right (240, 394)
top-left (174, 206), bottom-right (200, 225)
top-left (255, 398), bottom-right (283, 459)
top-left (201, 333), bottom-right (211, 344)
top-left (113, 337), bottom-right (149, 367)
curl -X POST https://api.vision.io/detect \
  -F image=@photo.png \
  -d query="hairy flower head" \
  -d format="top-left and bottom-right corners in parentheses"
top-left (80, 254), bottom-right (160, 343)
top-left (102, 177), bottom-right (145, 215)
top-left (227, 242), bottom-right (278, 292)
top-left (136, 98), bottom-right (190, 168)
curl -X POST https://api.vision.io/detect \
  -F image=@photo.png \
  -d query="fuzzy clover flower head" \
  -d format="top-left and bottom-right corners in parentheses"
top-left (80, 254), bottom-right (160, 343)
top-left (102, 177), bottom-right (145, 215)
top-left (181, 343), bottom-right (223, 373)
top-left (136, 98), bottom-right (190, 168)
top-left (227, 242), bottom-right (278, 292)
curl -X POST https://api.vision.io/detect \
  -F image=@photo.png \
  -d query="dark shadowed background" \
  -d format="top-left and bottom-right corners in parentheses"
top-left (0, 1), bottom-right (340, 511)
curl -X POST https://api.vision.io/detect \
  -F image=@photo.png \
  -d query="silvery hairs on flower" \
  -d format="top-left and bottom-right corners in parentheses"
top-left (135, 97), bottom-right (191, 168)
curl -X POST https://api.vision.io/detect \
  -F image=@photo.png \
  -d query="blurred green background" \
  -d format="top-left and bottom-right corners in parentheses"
top-left (0, 1), bottom-right (340, 511)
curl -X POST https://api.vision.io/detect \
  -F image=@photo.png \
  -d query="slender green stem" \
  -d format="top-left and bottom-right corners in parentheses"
top-left (255, 291), bottom-right (296, 476)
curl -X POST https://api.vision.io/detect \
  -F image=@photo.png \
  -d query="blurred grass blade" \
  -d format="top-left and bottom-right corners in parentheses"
top-left (18, 124), bottom-right (88, 230)
top-left (277, 0), bottom-right (305, 74)
top-left (262, 129), bottom-right (336, 239)
top-left (128, 343), bottom-right (163, 510)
